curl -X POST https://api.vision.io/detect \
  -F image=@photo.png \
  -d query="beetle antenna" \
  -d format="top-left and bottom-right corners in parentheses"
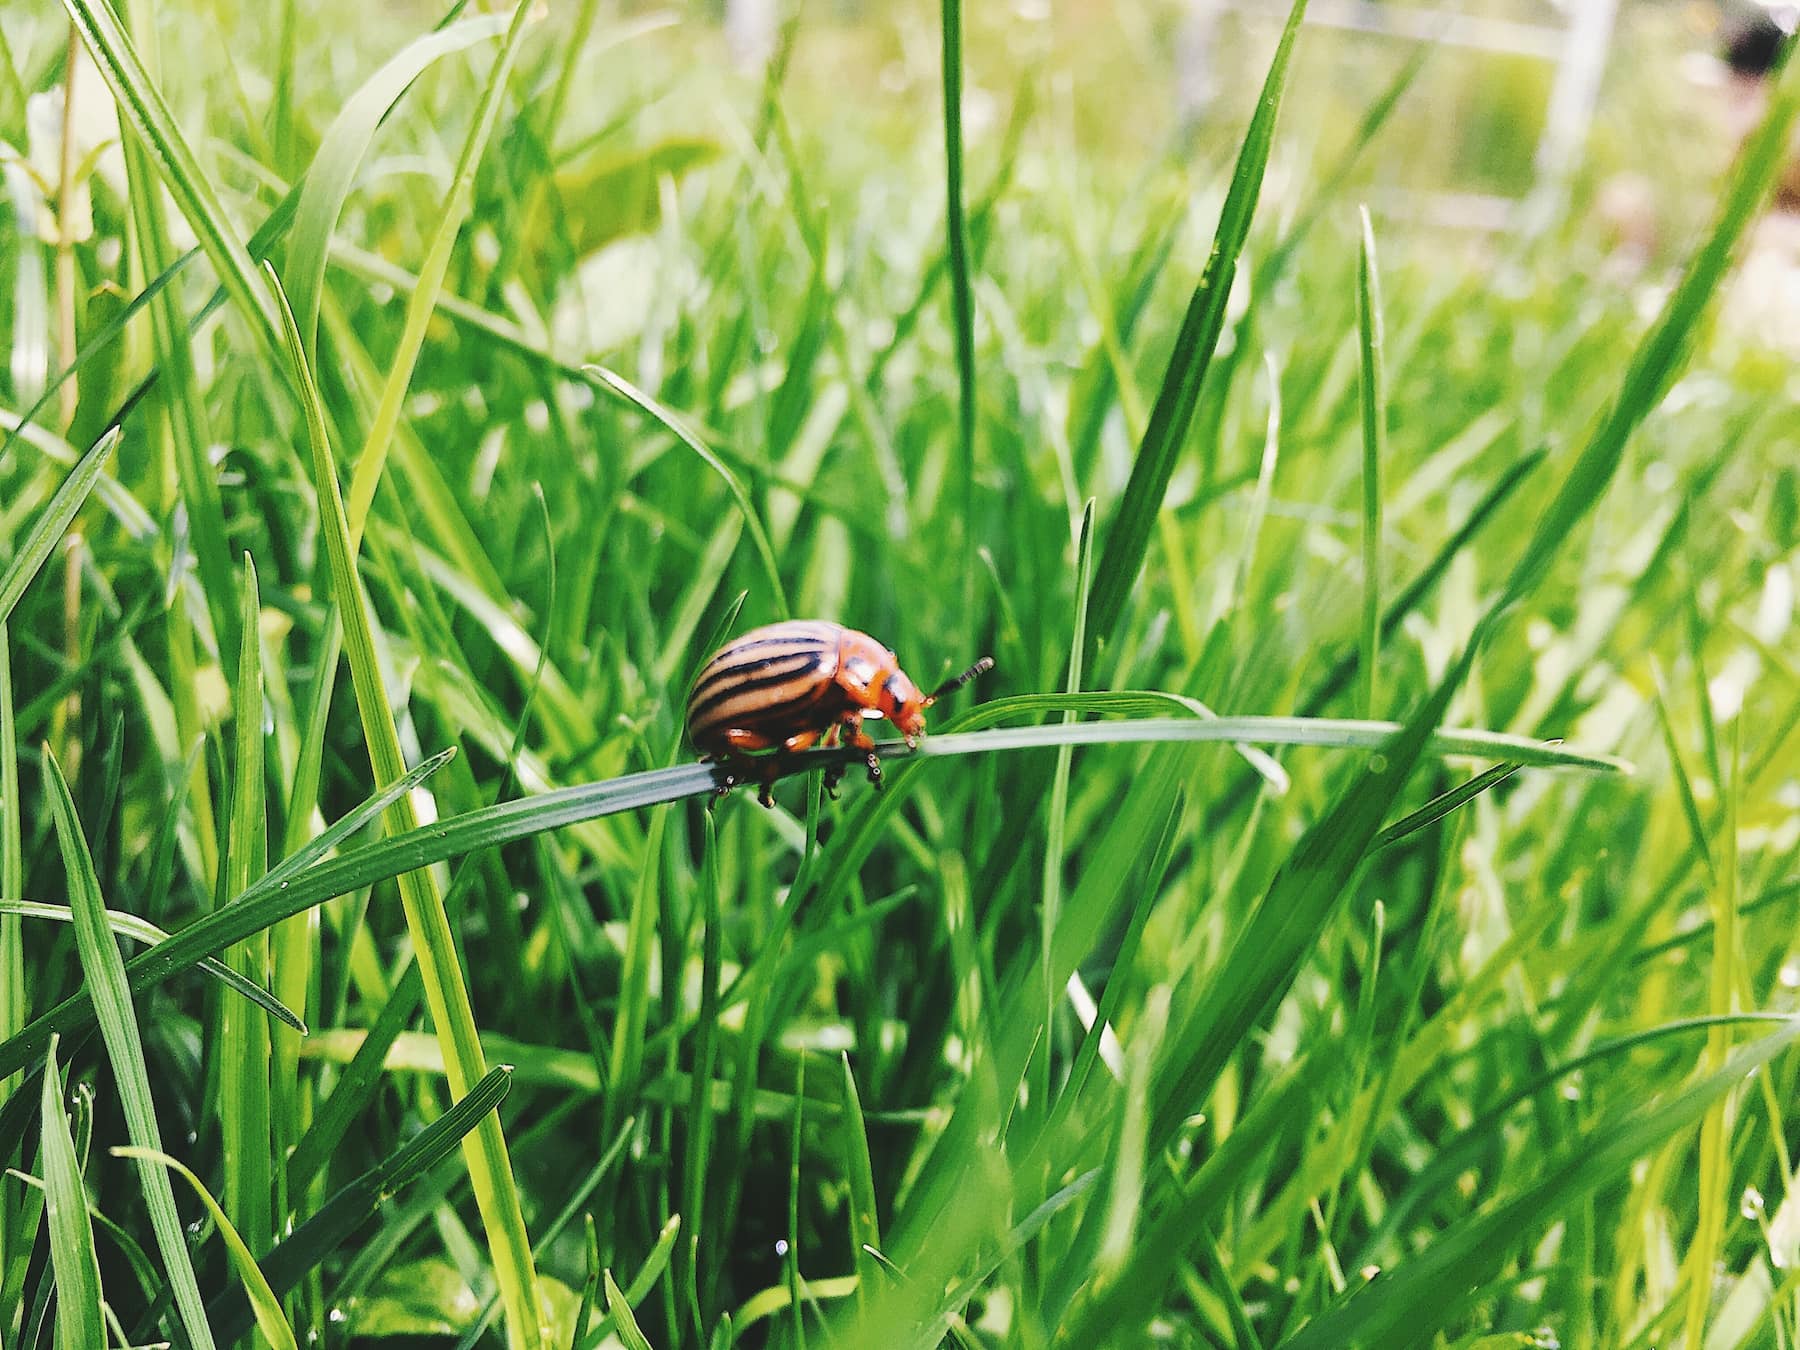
top-left (922, 656), bottom-right (995, 707)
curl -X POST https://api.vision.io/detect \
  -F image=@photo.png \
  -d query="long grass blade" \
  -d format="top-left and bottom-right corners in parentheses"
top-left (0, 623), bottom-right (22, 1115)
top-left (1355, 205), bottom-right (1385, 719)
top-left (1492, 42), bottom-right (1800, 618)
top-left (0, 426), bottom-right (116, 630)
top-left (343, 1), bottom-right (534, 555)
top-left (1062, 636), bottom-right (1481, 1343)
top-left (1083, 0), bottom-right (1309, 664)
top-left (206, 1065), bottom-right (512, 1343)
top-left (0, 707), bottom-right (1626, 1087)
top-left (284, 10), bottom-right (512, 354)
top-left (267, 262), bottom-right (545, 1347)
top-left (60, 0), bottom-right (280, 350)
top-left (43, 749), bottom-right (219, 1350)
top-left (0, 901), bottom-right (301, 1030)
top-left (583, 364), bottom-right (790, 617)
top-left (115, 1146), bottom-right (300, 1350)
top-left (39, 1036), bottom-right (105, 1350)
top-left (940, 0), bottom-right (977, 633)
top-left (218, 555), bottom-right (276, 1272)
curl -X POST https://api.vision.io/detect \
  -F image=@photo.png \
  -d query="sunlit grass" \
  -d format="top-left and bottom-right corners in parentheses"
top-left (1, 1), bottom-right (1798, 1347)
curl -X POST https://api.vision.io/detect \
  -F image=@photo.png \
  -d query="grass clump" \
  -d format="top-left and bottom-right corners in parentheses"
top-left (1, 1), bottom-right (1798, 1346)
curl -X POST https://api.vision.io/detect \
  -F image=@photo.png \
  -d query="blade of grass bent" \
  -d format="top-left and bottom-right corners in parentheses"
top-left (269, 267), bottom-right (545, 1349)
top-left (43, 750), bottom-right (219, 1350)
top-left (114, 1147), bottom-right (299, 1350)
top-left (0, 901), bottom-right (302, 1029)
top-left (0, 714), bottom-right (1624, 1085)
top-left (1084, 0), bottom-right (1309, 666)
top-left (40, 1037), bottom-right (105, 1350)
top-left (284, 10), bottom-right (511, 355)
top-left (584, 364), bottom-right (790, 617)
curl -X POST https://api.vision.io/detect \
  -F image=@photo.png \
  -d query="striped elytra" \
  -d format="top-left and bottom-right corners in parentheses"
top-left (685, 620), bottom-right (846, 754)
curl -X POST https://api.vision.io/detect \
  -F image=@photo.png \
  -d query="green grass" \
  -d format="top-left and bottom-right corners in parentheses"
top-left (2, 1), bottom-right (1799, 1346)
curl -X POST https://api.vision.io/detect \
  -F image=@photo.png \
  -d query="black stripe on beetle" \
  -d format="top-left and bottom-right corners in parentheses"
top-left (688, 659), bottom-right (831, 723)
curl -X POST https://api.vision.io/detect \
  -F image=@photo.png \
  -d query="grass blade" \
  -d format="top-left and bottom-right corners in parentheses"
top-left (839, 1053), bottom-right (883, 1317)
top-left (940, 0), bottom-right (977, 631)
top-left (1684, 725), bottom-right (1741, 1347)
top-left (0, 711), bottom-right (1622, 1086)
top-left (583, 364), bottom-right (790, 617)
top-left (207, 1065), bottom-right (513, 1343)
top-left (220, 555), bottom-right (274, 1259)
top-left (0, 901), bottom-right (301, 1030)
top-left (60, 0), bottom-right (280, 350)
top-left (43, 749), bottom-right (218, 1350)
top-left (114, 1146), bottom-right (300, 1350)
top-left (267, 262), bottom-right (545, 1347)
top-left (1493, 42), bottom-right (1800, 618)
top-left (1042, 503), bottom-right (1096, 1097)
top-left (284, 10), bottom-right (512, 354)
top-left (0, 623), bottom-right (23, 1113)
top-left (606, 1270), bottom-right (657, 1350)
top-left (1278, 1020), bottom-right (1800, 1349)
top-left (39, 1036), bottom-right (105, 1350)
top-left (343, 1), bottom-right (534, 556)
top-left (1062, 638), bottom-right (1481, 1344)
top-left (1083, 0), bottom-right (1309, 664)
top-left (0, 426), bottom-right (116, 630)
top-left (1355, 205), bottom-right (1385, 719)
top-left (1370, 762), bottom-right (1521, 853)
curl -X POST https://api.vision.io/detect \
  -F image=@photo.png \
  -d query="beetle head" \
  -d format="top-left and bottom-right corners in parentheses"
top-left (889, 656), bottom-right (995, 745)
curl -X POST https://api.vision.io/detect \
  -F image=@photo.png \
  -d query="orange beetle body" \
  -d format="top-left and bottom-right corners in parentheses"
top-left (687, 620), bottom-right (990, 806)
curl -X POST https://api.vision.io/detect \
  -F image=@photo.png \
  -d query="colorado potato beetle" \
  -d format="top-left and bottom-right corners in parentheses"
top-left (686, 620), bottom-right (994, 807)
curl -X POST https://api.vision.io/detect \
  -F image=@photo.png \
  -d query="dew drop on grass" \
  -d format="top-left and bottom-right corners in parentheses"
top-left (774, 1238), bottom-right (790, 1257)
top-left (1781, 961), bottom-right (1800, 988)
top-left (1369, 753), bottom-right (1388, 775)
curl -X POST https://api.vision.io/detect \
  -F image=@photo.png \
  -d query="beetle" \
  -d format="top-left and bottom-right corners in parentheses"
top-left (686, 620), bottom-right (994, 807)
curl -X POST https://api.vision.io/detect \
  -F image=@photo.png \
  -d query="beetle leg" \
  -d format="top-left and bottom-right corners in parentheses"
top-left (839, 712), bottom-right (882, 791)
top-left (817, 725), bottom-right (847, 797)
top-left (755, 756), bottom-right (782, 809)
top-left (707, 761), bottom-right (741, 809)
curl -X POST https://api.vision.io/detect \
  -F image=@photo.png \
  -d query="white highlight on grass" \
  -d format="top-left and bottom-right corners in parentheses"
top-left (1065, 970), bottom-right (1124, 1080)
